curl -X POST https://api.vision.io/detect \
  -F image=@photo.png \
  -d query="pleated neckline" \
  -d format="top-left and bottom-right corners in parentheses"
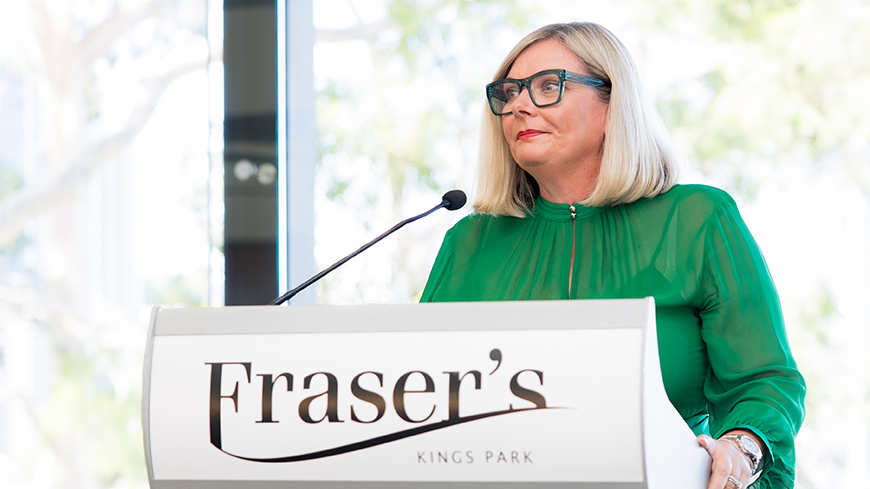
top-left (533, 195), bottom-right (605, 222)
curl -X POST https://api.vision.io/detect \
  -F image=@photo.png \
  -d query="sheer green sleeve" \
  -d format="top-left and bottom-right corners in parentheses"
top-left (697, 193), bottom-right (806, 488)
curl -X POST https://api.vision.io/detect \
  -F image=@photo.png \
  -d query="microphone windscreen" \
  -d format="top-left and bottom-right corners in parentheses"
top-left (442, 190), bottom-right (467, 211)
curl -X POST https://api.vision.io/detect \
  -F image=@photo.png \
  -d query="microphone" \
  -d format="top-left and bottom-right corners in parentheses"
top-left (269, 189), bottom-right (467, 305)
top-left (441, 189), bottom-right (466, 210)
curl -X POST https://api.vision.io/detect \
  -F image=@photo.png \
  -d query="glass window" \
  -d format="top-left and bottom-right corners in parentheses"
top-left (0, 0), bottom-right (222, 484)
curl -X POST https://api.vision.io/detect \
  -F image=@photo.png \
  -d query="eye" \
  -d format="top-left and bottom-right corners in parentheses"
top-left (531, 74), bottom-right (561, 96)
top-left (541, 80), bottom-right (560, 93)
top-left (504, 86), bottom-right (520, 100)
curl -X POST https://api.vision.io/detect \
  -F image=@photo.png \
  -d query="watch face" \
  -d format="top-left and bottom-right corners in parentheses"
top-left (739, 435), bottom-right (762, 457)
top-left (722, 434), bottom-right (762, 474)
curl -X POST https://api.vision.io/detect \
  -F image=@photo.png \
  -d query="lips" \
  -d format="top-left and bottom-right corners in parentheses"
top-left (517, 129), bottom-right (545, 140)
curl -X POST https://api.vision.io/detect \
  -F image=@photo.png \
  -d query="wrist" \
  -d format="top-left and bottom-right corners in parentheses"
top-left (720, 432), bottom-right (764, 476)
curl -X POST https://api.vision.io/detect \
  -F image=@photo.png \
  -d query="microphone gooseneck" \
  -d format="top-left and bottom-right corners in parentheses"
top-left (269, 190), bottom-right (467, 305)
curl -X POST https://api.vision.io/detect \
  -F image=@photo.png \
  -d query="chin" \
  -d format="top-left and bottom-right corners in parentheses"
top-left (513, 158), bottom-right (547, 172)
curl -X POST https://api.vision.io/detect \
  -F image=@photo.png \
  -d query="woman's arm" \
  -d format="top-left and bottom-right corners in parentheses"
top-left (696, 190), bottom-right (806, 488)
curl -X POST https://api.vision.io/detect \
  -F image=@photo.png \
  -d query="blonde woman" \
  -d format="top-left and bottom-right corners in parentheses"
top-left (422, 22), bottom-right (805, 489)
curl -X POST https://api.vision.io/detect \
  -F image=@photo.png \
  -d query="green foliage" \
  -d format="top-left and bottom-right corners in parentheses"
top-left (317, 2), bottom-right (535, 197)
top-left (638, 0), bottom-right (870, 198)
top-left (712, 0), bottom-right (802, 40)
top-left (6, 314), bottom-right (148, 489)
top-left (781, 280), bottom-right (868, 488)
top-left (386, 0), bottom-right (537, 66)
top-left (145, 274), bottom-right (208, 308)
top-left (315, 0), bottom-right (538, 302)
top-left (0, 164), bottom-right (23, 202)
top-left (795, 283), bottom-right (839, 346)
top-left (633, 0), bottom-right (801, 41)
top-left (318, 0), bottom-right (537, 191)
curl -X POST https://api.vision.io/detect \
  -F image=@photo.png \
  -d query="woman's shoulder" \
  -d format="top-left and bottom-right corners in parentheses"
top-left (642, 184), bottom-right (739, 217)
top-left (446, 212), bottom-right (506, 236)
top-left (619, 184), bottom-right (743, 235)
top-left (442, 211), bottom-right (528, 246)
top-left (661, 183), bottom-right (736, 205)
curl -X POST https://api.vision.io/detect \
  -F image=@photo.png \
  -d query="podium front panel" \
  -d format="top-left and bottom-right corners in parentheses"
top-left (143, 299), bottom-right (702, 488)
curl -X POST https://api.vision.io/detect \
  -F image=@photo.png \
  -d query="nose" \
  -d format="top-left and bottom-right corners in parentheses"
top-left (509, 86), bottom-right (537, 116)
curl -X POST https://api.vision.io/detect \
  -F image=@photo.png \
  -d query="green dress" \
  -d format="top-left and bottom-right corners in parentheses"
top-left (421, 184), bottom-right (805, 488)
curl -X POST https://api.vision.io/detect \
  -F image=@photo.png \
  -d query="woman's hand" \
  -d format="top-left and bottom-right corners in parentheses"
top-left (698, 430), bottom-right (761, 489)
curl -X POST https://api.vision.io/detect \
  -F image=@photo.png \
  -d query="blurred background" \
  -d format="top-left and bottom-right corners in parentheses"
top-left (0, 0), bottom-right (868, 487)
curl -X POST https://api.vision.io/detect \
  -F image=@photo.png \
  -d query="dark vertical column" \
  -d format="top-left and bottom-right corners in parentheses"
top-left (223, 0), bottom-right (278, 305)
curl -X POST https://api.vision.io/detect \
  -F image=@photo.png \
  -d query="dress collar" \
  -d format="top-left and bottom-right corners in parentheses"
top-left (533, 195), bottom-right (604, 222)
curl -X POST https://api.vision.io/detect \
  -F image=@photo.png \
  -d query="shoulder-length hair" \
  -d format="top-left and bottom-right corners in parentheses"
top-left (473, 22), bottom-right (681, 217)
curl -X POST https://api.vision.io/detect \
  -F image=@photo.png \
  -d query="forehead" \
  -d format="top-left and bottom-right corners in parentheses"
top-left (507, 39), bottom-right (586, 79)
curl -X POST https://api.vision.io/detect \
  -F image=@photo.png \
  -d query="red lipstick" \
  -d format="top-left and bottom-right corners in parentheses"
top-left (517, 129), bottom-right (544, 140)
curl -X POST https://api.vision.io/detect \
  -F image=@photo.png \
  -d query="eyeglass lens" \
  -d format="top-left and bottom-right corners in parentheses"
top-left (489, 72), bottom-right (563, 115)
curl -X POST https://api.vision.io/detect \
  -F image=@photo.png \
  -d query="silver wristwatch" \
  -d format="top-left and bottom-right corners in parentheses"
top-left (720, 434), bottom-right (763, 475)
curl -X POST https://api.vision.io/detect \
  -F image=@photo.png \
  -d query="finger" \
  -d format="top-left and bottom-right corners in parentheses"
top-left (707, 466), bottom-right (734, 489)
top-left (728, 465), bottom-right (750, 489)
top-left (698, 435), bottom-right (716, 458)
top-left (706, 446), bottom-right (735, 489)
top-left (726, 475), bottom-right (744, 489)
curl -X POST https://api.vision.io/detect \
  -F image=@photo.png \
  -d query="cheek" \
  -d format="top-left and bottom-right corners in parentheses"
top-left (501, 117), bottom-right (512, 142)
top-left (594, 104), bottom-right (609, 136)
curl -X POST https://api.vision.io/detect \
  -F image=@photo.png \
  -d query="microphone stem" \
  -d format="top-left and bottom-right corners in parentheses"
top-left (269, 200), bottom-right (447, 305)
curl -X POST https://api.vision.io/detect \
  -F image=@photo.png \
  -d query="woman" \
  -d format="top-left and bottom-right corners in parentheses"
top-left (421, 22), bottom-right (805, 489)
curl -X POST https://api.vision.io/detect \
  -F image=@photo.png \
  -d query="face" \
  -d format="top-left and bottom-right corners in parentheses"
top-left (501, 39), bottom-right (608, 186)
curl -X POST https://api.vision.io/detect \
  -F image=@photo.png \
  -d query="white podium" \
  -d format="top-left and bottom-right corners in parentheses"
top-left (142, 298), bottom-right (710, 488)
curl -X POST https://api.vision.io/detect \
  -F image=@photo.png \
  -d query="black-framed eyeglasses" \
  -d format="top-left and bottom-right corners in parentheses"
top-left (485, 69), bottom-right (610, 116)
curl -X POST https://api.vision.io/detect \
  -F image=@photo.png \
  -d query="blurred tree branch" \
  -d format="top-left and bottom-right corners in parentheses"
top-left (632, 0), bottom-right (870, 198)
top-left (313, 0), bottom-right (534, 301)
top-left (316, 19), bottom-right (398, 43)
top-left (0, 57), bottom-right (209, 246)
top-left (0, 0), bottom-right (215, 248)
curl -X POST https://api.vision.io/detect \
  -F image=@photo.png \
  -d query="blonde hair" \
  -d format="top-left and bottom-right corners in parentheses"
top-left (474, 22), bottom-right (681, 217)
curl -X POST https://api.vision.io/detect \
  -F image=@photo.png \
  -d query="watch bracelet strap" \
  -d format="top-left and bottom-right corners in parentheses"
top-left (720, 434), bottom-right (762, 475)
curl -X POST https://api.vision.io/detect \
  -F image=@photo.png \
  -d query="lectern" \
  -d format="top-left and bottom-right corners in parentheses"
top-left (142, 298), bottom-right (710, 488)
